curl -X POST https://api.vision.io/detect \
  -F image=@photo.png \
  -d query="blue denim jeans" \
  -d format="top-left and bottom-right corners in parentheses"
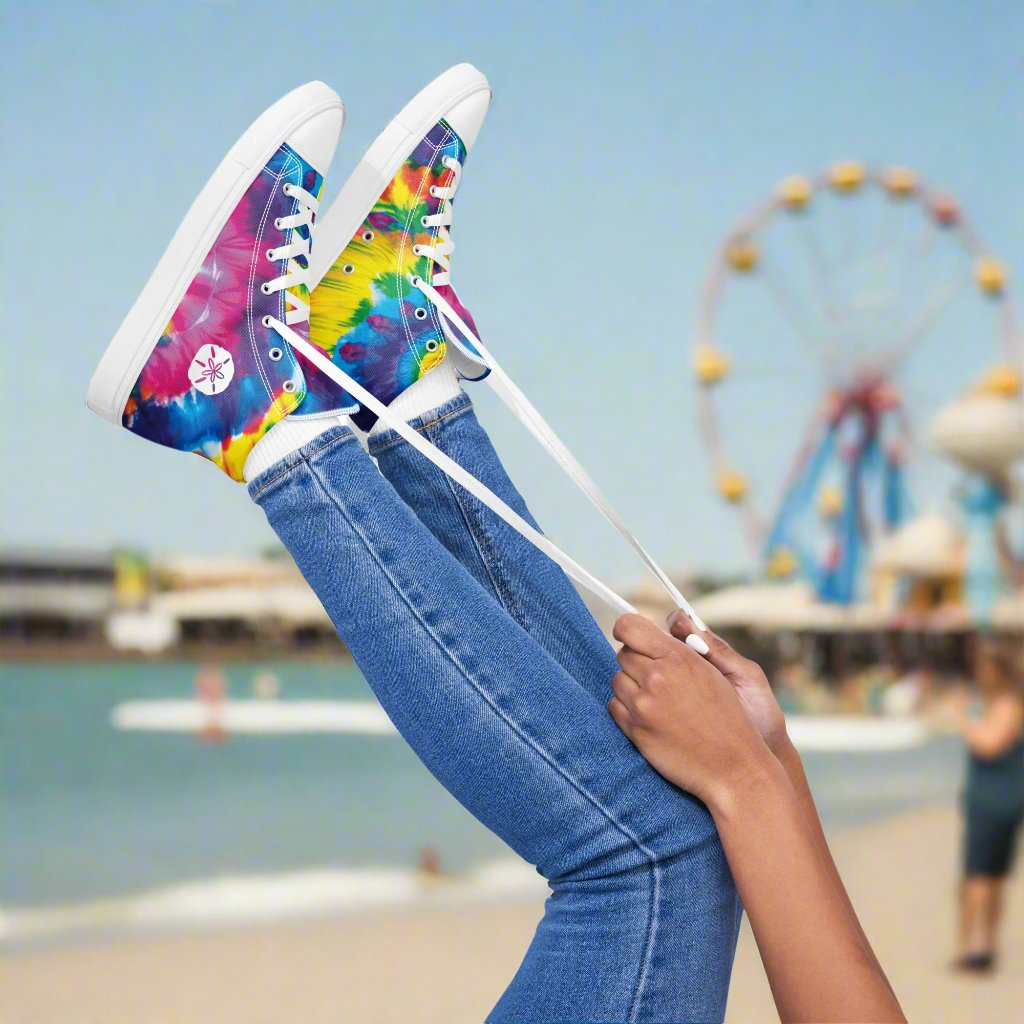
top-left (249, 398), bottom-right (739, 1023)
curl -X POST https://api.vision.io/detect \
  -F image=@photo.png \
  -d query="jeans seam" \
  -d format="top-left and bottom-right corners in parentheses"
top-left (249, 431), bottom-right (354, 498)
top-left (367, 398), bottom-right (473, 456)
top-left (301, 454), bottom-right (660, 1022)
top-left (420, 419), bottom-right (531, 628)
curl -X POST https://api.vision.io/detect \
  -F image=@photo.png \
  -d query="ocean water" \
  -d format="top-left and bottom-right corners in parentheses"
top-left (0, 661), bottom-right (963, 942)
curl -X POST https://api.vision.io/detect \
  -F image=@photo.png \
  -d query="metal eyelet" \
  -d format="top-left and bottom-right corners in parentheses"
top-left (412, 245), bottom-right (424, 256)
top-left (425, 339), bottom-right (440, 352)
top-left (420, 216), bottom-right (429, 227)
top-left (266, 248), bottom-right (277, 261)
top-left (362, 230), bottom-right (374, 242)
top-left (410, 276), bottom-right (422, 288)
top-left (282, 379), bottom-right (297, 394)
top-left (429, 186), bottom-right (439, 198)
top-left (262, 315), bottom-right (274, 328)
top-left (260, 282), bottom-right (272, 294)
top-left (342, 263), bottom-right (355, 275)
top-left (274, 217), bottom-right (284, 230)
top-left (268, 347), bottom-right (283, 361)
top-left (282, 183), bottom-right (294, 197)
top-left (414, 307), bottom-right (428, 320)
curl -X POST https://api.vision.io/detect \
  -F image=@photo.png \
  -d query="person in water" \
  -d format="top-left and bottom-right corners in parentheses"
top-left (954, 641), bottom-right (1024, 973)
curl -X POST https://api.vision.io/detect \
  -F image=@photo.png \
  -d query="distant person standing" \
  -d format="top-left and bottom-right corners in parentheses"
top-left (954, 642), bottom-right (1024, 973)
top-left (195, 663), bottom-right (227, 743)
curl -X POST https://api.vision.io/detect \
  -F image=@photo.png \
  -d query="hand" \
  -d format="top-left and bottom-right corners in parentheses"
top-left (667, 610), bottom-right (789, 756)
top-left (608, 614), bottom-right (772, 808)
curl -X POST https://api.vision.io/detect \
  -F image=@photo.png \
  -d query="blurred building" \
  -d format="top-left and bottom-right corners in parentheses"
top-left (0, 549), bottom-right (343, 659)
top-left (108, 553), bottom-right (340, 657)
top-left (0, 548), bottom-right (117, 647)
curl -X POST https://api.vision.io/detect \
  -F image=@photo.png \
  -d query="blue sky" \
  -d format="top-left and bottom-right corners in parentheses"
top-left (3, 1), bottom-right (1021, 588)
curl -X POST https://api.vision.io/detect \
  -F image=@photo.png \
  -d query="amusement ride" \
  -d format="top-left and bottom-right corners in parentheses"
top-left (693, 162), bottom-right (1023, 609)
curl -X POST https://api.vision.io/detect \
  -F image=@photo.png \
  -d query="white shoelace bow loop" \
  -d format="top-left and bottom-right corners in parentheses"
top-left (263, 182), bottom-right (319, 327)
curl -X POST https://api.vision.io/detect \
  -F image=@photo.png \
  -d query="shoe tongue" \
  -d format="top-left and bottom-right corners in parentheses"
top-left (291, 332), bottom-right (359, 417)
top-left (434, 283), bottom-right (488, 382)
top-left (434, 283), bottom-right (480, 337)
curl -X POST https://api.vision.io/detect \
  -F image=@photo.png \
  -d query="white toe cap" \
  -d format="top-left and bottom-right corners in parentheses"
top-left (288, 102), bottom-right (345, 175)
top-left (445, 86), bottom-right (491, 153)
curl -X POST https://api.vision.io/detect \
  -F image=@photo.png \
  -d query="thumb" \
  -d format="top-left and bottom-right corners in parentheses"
top-left (667, 610), bottom-right (747, 678)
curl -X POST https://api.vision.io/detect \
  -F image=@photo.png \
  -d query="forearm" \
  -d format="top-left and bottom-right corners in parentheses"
top-left (961, 720), bottom-right (1017, 758)
top-left (774, 737), bottom-right (896, 997)
top-left (709, 753), bottom-right (905, 1023)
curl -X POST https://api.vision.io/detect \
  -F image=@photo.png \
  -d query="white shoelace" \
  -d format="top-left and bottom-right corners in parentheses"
top-left (411, 156), bottom-right (704, 628)
top-left (416, 276), bottom-right (704, 629)
top-left (268, 315), bottom-right (637, 616)
top-left (413, 155), bottom-right (460, 285)
top-left (264, 170), bottom-right (705, 625)
top-left (263, 183), bottom-right (319, 326)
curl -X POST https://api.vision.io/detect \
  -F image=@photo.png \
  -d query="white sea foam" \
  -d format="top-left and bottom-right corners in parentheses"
top-left (785, 715), bottom-right (927, 751)
top-left (111, 699), bottom-right (399, 734)
top-left (0, 860), bottom-right (546, 945)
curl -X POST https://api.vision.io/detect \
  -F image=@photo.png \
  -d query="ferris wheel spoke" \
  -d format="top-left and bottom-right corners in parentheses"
top-left (864, 201), bottom-right (909, 308)
top-left (793, 216), bottom-right (845, 331)
top-left (839, 247), bottom-right (912, 364)
top-left (912, 217), bottom-right (938, 261)
top-left (760, 261), bottom-right (833, 362)
top-left (874, 216), bottom-right (950, 357)
top-left (881, 273), bottom-right (966, 373)
top-left (794, 214), bottom-right (834, 283)
top-left (868, 191), bottom-right (903, 261)
top-left (892, 218), bottom-right (939, 304)
top-left (842, 199), bottom-right (861, 267)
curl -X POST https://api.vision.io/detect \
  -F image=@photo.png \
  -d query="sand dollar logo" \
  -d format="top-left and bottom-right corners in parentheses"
top-left (189, 344), bottom-right (234, 396)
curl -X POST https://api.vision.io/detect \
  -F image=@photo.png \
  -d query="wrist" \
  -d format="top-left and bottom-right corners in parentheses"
top-left (704, 743), bottom-right (791, 823)
top-left (773, 732), bottom-right (801, 772)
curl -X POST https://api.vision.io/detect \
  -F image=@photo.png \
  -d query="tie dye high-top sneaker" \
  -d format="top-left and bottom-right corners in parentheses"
top-left (86, 82), bottom-right (349, 481)
top-left (306, 64), bottom-right (492, 431)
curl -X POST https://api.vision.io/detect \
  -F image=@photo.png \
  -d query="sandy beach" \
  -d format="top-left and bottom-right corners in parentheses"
top-left (2, 803), bottom-right (1021, 1024)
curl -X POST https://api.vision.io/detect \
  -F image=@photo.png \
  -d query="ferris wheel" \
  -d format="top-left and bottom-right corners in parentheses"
top-left (693, 161), bottom-right (1022, 604)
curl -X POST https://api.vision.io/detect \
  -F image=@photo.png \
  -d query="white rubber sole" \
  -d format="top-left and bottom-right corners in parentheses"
top-left (311, 64), bottom-right (491, 289)
top-left (86, 82), bottom-right (344, 425)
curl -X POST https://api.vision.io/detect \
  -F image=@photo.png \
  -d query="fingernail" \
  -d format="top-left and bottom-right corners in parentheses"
top-left (685, 634), bottom-right (710, 656)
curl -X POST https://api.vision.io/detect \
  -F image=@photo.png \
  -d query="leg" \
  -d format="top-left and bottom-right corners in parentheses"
top-left (957, 878), bottom-right (972, 958)
top-left (959, 877), bottom-right (989, 956)
top-left (982, 876), bottom-right (1006, 956)
top-left (370, 391), bottom-right (619, 702)
top-left (250, 425), bottom-right (738, 1022)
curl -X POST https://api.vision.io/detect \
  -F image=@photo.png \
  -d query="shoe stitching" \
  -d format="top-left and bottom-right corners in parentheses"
top-left (248, 157), bottom-right (287, 411)
top-left (422, 124), bottom-right (458, 376)
top-left (398, 131), bottom-right (447, 378)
